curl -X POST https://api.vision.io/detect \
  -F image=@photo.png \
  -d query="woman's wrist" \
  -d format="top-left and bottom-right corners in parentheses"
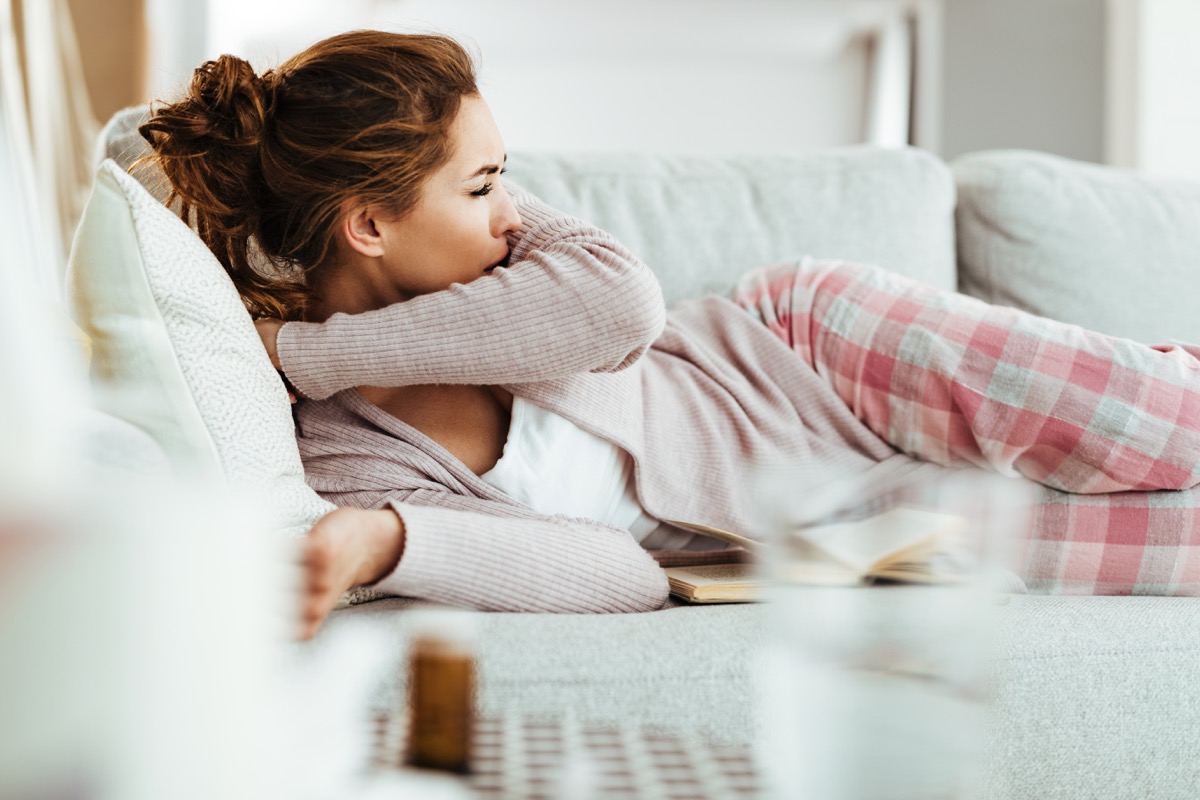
top-left (359, 507), bottom-right (406, 586)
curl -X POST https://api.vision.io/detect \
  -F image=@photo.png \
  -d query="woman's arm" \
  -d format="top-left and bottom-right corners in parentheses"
top-left (296, 490), bottom-right (668, 637)
top-left (275, 187), bottom-right (667, 401)
top-left (373, 489), bottom-right (671, 614)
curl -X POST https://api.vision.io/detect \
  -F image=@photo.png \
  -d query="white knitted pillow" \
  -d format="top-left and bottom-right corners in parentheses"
top-left (67, 159), bottom-right (335, 537)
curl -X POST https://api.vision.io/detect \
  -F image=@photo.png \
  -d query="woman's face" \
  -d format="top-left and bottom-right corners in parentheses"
top-left (372, 95), bottom-right (522, 299)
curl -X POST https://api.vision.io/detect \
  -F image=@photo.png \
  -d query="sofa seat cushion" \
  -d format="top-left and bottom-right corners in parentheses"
top-left (954, 149), bottom-right (1200, 345)
top-left (308, 594), bottom-right (1200, 800)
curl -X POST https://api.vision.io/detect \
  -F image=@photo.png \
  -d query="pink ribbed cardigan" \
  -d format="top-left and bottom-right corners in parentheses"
top-left (279, 188), bottom-right (920, 613)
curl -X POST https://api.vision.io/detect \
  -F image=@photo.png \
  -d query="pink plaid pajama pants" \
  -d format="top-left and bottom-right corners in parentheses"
top-left (734, 258), bottom-right (1200, 595)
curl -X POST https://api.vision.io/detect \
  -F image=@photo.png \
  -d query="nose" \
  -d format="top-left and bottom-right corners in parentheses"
top-left (492, 184), bottom-right (522, 237)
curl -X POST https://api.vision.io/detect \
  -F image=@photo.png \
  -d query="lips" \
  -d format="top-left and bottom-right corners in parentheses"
top-left (484, 252), bottom-right (510, 273)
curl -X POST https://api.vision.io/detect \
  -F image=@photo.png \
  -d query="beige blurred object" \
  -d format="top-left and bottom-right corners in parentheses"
top-left (66, 0), bottom-right (147, 124)
top-left (9, 0), bottom-right (99, 285)
top-left (406, 612), bottom-right (478, 774)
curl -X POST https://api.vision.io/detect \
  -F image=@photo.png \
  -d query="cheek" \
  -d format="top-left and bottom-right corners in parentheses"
top-left (419, 204), bottom-right (492, 269)
top-left (453, 210), bottom-right (493, 253)
top-left (419, 226), bottom-right (464, 263)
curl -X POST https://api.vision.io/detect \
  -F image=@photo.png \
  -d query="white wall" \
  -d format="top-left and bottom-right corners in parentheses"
top-left (145, 0), bottom-right (208, 100)
top-left (201, 0), bottom-right (922, 156)
top-left (186, 0), bottom-right (1199, 177)
top-left (1108, 0), bottom-right (1200, 181)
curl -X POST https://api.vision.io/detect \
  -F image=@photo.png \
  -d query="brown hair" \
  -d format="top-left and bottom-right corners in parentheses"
top-left (139, 30), bottom-right (478, 320)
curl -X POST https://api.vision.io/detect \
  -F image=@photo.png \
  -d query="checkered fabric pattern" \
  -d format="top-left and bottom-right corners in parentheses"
top-left (733, 258), bottom-right (1200, 595)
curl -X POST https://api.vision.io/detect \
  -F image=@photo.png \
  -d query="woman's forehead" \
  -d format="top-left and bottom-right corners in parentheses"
top-left (446, 96), bottom-right (505, 177)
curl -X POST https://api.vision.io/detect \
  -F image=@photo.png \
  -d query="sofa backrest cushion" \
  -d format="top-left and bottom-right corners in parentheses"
top-left (955, 150), bottom-right (1200, 345)
top-left (66, 159), bottom-right (335, 537)
top-left (507, 148), bottom-right (958, 305)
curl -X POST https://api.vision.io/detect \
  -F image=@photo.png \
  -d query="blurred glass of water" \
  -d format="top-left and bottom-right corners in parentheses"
top-left (753, 466), bottom-right (1033, 800)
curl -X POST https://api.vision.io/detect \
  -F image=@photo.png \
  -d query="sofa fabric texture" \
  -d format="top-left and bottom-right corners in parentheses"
top-left (311, 593), bottom-right (1200, 800)
top-left (955, 149), bottom-right (1200, 345)
top-left (507, 148), bottom-right (958, 305)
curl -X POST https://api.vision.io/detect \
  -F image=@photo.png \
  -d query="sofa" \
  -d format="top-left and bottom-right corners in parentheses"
top-left (85, 107), bottom-right (1200, 799)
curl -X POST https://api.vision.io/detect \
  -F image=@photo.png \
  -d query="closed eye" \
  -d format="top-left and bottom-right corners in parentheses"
top-left (471, 167), bottom-right (508, 197)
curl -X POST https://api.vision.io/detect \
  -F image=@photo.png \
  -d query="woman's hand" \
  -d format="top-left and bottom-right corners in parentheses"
top-left (255, 318), bottom-right (298, 402)
top-left (254, 318), bottom-right (285, 370)
top-left (294, 507), bottom-right (406, 640)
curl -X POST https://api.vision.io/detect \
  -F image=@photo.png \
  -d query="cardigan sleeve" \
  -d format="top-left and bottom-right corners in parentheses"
top-left (276, 186), bottom-right (667, 401)
top-left (370, 489), bottom-right (670, 614)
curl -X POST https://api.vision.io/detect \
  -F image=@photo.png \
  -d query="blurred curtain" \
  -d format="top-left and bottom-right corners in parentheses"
top-left (0, 0), bottom-right (86, 509)
top-left (2, 0), bottom-right (54, 295)
top-left (6, 0), bottom-right (97, 293)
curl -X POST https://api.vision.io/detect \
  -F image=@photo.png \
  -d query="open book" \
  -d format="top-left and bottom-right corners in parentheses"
top-left (662, 562), bottom-right (763, 604)
top-left (661, 507), bottom-right (969, 604)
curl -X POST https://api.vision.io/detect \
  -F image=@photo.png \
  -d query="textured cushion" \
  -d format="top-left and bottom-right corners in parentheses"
top-left (506, 147), bottom-right (958, 305)
top-left (66, 160), bottom-right (334, 536)
top-left (954, 150), bottom-right (1200, 344)
top-left (96, 105), bottom-right (171, 203)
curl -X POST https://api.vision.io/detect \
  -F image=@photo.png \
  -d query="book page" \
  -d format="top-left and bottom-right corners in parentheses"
top-left (663, 563), bottom-right (762, 604)
top-left (661, 519), bottom-right (763, 553)
top-left (664, 562), bottom-right (759, 587)
top-left (789, 507), bottom-right (966, 574)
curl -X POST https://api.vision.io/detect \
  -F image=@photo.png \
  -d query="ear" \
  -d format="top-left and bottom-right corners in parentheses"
top-left (339, 204), bottom-right (387, 258)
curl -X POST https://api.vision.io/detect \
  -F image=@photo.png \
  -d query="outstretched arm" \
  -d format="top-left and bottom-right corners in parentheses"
top-left (378, 489), bottom-right (670, 613)
top-left (274, 187), bottom-right (666, 400)
top-left (295, 487), bottom-right (670, 638)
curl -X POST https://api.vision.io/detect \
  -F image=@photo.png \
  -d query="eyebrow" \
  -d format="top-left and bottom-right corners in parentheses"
top-left (468, 154), bottom-right (508, 179)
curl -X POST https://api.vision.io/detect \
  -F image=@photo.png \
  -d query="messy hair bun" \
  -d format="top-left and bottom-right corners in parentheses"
top-left (140, 31), bottom-right (479, 320)
top-left (141, 54), bottom-right (288, 315)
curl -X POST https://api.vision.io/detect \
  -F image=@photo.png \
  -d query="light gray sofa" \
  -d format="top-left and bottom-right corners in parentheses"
top-left (310, 149), bottom-right (1200, 800)
top-left (96, 110), bottom-right (1200, 798)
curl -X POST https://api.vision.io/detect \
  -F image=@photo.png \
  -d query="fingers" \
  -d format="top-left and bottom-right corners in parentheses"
top-left (281, 374), bottom-right (300, 405)
top-left (254, 317), bottom-right (301, 403)
top-left (294, 533), bottom-right (339, 639)
top-left (253, 317), bottom-right (285, 370)
top-left (288, 508), bottom-right (405, 640)
top-left (290, 509), bottom-right (368, 640)
top-left (295, 550), bottom-right (335, 640)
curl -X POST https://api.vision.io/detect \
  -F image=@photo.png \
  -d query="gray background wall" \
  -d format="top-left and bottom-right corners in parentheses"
top-left (941, 0), bottom-right (1107, 163)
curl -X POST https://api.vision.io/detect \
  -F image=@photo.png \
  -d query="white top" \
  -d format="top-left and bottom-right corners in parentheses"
top-left (480, 397), bottom-right (663, 543)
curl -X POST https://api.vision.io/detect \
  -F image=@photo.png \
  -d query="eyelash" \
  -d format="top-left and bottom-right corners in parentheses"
top-left (471, 168), bottom-right (507, 197)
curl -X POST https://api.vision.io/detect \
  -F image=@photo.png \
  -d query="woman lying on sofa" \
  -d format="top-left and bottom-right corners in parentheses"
top-left (140, 30), bottom-right (1200, 638)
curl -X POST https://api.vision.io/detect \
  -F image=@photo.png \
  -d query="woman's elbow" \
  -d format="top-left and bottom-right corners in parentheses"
top-left (594, 574), bottom-right (669, 614)
top-left (574, 543), bottom-right (670, 613)
top-left (611, 545), bottom-right (671, 612)
top-left (629, 566), bottom-right (671, 612)
top-left (632, 275), bottom-right (667, 343)
top-left (607, 271), bottom-right (667, 364)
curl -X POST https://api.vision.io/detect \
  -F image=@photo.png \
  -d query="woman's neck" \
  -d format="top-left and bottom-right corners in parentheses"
top-left (306, 256), bottom-right (407, 322)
